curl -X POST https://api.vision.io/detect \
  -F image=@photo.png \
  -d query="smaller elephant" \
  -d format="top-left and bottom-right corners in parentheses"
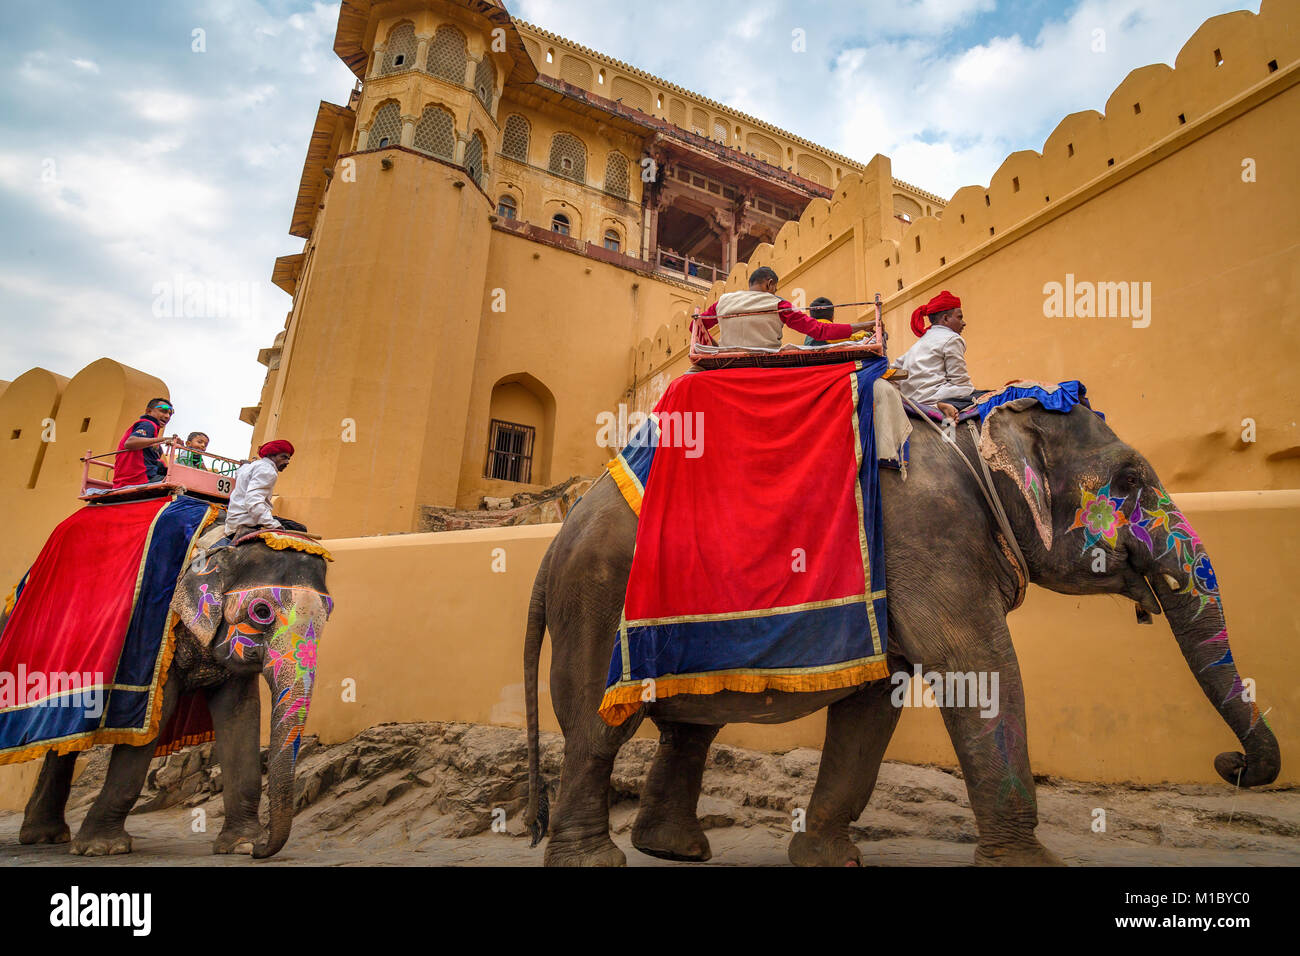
top-left (11, 527), bottom-right (331, 859)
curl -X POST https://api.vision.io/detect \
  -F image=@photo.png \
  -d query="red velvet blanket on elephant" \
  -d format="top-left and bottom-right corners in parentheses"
top-left (600, 361), bottom-right (891, 725)
top-left (0, 496), bottom-right (217, 764)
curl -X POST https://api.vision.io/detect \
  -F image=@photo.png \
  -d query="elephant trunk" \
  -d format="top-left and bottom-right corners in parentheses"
top-left (253, 658), bottom-right (315, 859)
top-left (1155, 569), bottom-right (1279, 789)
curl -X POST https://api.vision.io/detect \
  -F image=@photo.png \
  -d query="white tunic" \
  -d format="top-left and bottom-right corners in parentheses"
top-left (892, 325), bottom-right (974, 405)
top-left (224, 457), bottom-right (282, 533)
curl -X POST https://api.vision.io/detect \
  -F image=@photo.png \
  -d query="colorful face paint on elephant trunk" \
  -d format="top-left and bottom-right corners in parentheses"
top-left (1122, 487), bottom-right (1278, 787)
top-left (250, 587), bottom-right (329, 859)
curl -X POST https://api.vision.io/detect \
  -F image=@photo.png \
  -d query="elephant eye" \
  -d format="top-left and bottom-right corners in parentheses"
top-left (248, 599), bottom-right (275, 625)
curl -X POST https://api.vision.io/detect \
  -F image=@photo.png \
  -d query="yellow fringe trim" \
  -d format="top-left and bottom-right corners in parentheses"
top-left (258, 532), bottom-right (334, 561)
top-left (2, 585), bottom-right (14, 619)
top-left (597, 658), bottom-right (891, 726)
top-left (605, 457), bottom-right (642, 516)
top-left (154, 729), bottom-right (215, 758)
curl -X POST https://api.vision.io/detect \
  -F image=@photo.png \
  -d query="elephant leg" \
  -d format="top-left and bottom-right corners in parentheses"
top-left (19, 751), bottom-right (77, 844)
top-left (70, 674), bottom-right (181, 857)
top-left (789, 678), bottom-right (902, 867)
top-left (206, 675), bottom-right (261, 854)
top-left (936, 624), bottom-right (1062, 866)
top-left (545, 709), bottom-right (644, 868)
top-left (631, 721), bottom-right (722, 861)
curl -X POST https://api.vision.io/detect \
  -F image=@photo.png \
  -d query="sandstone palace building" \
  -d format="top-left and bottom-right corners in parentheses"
top-left (243, 0), bottom-right (946, 536)
top-left (241, 1), bottom-right (1300, 539)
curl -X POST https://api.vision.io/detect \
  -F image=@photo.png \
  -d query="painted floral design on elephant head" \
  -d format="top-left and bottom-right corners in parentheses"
top-left (1067, 482), bottom-right (1128, 550)
top-left (1126, 486), bottom-right (1219, 617)
top-left (225, 585), bottom-right (332, 761)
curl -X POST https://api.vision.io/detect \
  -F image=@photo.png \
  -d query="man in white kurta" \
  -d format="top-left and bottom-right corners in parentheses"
top-left (893, 290), bottom-right (977, 418)
top-left (224, 439), bottom-right (294, 539)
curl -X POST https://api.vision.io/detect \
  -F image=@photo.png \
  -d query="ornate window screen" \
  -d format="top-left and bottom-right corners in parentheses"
top-left (465, 132), bottom-right (488, 188)
top-left (412, 104), bottom-right (455, 160)
top-left (548, 132), bottom-right (586, 183)
top-left (368, 102), bottom-right (402, 149)
top-left (380, 22), bottom-right (416, 75)
top-left (604, 151), bottom-right (629, 198)
top-left (560, 55), bottom-right (592, 88)
top-left (712, 120), bottom-right (728, 143)
top-left (474, 56), bottom-right (497, 112)
top-left (427, 25), bottom-right (468, 84)
top-left (502, 114), bottom-right (530, 162)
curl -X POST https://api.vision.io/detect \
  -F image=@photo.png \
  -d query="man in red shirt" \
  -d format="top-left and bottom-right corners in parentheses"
top-left (696, 267), bottom-right (878, 349)
top-left (112, 398), bottom-right (175, 488)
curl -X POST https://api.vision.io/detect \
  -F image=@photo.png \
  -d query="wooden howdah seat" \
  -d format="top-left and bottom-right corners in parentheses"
top-left (80, 440), bottom-right (245, 504)
top-left (688, 292), bottom-right (895, 372)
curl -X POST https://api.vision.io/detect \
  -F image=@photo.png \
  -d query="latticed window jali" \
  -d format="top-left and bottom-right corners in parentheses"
top-left (427, 24), bottom-right (467, 84)
top-left (368, 102), bottom-right (402, 149)
top-left (713, 120), bottom-right (728, 143)
top-left (474, 56), bottom-right (497, 112)
top-left (548, 132), bottom-right (586, 183)
top-left (501, 115), bottom-right (529, 162)
top-left (380, 22), bottom-right (416, 75)
top-left (604, 151), bottom-right (629, 198)
top-left (464, 133), bottom-right (487, 188)
top-left (412, 104), bottom-right (455, 160)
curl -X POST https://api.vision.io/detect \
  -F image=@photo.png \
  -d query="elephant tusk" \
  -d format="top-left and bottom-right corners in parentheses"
top-left (1162, 573), bottom-right (1180, 591)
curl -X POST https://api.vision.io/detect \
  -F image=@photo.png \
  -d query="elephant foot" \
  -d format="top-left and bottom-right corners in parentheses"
top-left (788, 831), bottom-right (862, 867)
top-left (213, 829), bottom-right (258, 855)
top-left (70, 829), bottom-right (133, 857)
top-left (631, 813), bottom-right (712, 862)
top-left (974, 842), bottom-right (1064, 867)
top-left (19, 818), bottom-right (71, 845)
top-left (544, 833), bottom-right (627, 867)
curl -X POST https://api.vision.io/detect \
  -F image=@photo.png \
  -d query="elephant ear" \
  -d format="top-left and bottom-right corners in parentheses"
top-left (977, 397), bottom-right (1054, 551)
top-left (170, 546), bottom-right (230, 646)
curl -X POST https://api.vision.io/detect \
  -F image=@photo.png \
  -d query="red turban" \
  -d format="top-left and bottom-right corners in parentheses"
top-left (258, 439), bottom-right (295, 458)
top-left (909, 290), bottom-right (962, 337)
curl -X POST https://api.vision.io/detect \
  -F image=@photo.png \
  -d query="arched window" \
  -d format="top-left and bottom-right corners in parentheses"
top-left (380, 22), bottom-right (416, 75)
top-left (604, 151), bottom-right (629, 198)
top-left (368, 101), bottom-right (402, 149)
top-left (548, 133), bottom-right (586, 183)
top-left (427, 24), bottom-right (467, 84)
top-left (603, 229), bottom-right (621, 252)
top-left (551, 213), bottom-right (570, 236)
top-left (464, 132), bottom-right (487, 188)
top-left (412, 104), bottom-right (455, 160)
top-left (502, 115), bottom-right (529, 162)
top-left (497, 195), bottom-right (517, 219)
top-left (474, 56), bottom-right (497, 112)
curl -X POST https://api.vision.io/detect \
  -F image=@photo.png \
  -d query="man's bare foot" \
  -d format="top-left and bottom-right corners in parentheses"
top-left (936, 402), bottom-right (959, 420)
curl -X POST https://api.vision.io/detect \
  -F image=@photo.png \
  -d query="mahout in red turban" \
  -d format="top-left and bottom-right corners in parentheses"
top-left (910, 290), bottom-right (962, 337)
top-left (258, 439), bottom-right (295, 458)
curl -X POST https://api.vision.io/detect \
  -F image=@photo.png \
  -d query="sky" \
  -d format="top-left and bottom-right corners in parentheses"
top-left (0, 0), bottom-right (1257, 457)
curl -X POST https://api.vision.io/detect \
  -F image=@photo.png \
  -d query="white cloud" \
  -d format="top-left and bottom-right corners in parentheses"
top-left (70, 57), bottom-right (100, 74)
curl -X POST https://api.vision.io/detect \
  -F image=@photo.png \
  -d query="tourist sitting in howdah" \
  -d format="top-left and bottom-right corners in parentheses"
top-left (175, 431), bottom-right (209, 469)
top-left (111, 397), bottom-right (176, 488)
top-left (697, 266), bottom-right (879, 349)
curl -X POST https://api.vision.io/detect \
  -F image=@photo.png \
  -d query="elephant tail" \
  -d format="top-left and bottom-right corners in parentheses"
top-left (523, 542), bottom-right (553, 847)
